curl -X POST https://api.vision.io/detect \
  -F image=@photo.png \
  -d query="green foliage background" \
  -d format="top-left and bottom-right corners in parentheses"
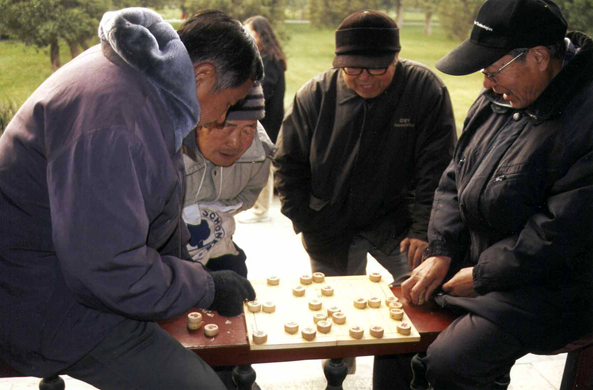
top-left (0, 21), bottom-right (483, 137)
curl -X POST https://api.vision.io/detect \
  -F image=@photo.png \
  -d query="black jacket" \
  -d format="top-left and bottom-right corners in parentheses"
top-left (427, 31), bottom-right (593, 351)
top-left (260, 55), bottom-right (285, 144)
top-left (275, 60), bottom-right (456, 271)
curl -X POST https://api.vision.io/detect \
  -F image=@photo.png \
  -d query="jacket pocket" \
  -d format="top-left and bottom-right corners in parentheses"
top-left (481, 164), bottom-right (542, 233)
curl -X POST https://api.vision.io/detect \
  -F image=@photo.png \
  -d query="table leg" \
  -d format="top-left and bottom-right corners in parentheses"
top-left (232, 364), bottom-right (257, 390)
top-left (324, 358), bottom-right (348, 390)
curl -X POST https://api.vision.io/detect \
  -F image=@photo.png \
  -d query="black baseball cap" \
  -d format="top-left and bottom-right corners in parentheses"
top-left (436, 0), bottom-right (567, 75)
top-left (332, 10), bottom-right (401, 69)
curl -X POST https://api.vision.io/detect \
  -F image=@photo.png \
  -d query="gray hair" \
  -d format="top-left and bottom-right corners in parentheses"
top-left (508, 40), bottom-right (566, 62)
top-left (178, 10), bottom-right (264, 92)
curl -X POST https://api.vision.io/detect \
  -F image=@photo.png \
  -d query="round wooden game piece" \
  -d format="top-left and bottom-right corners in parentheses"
top-left (370, 326), bottom-right (385, 338)
top-left (353, 297), bottom-right (368, 309)
top-left (332, 311), bottom-right (347, 324)
top-left (390, 308), bottom-right (404, 321)
top-left (389, 301), bottom-right (403, 310)
top-left (292, 285), bottom-right (306, 297)
top-left (267, 275), bottom-right (280, 286)
top-left (321, 285), bottom-right (334, 296)
top-left (317, 320), bottom-right (332, 334)
top-left (397, 322), bottom-right (412, 335)
top-left (312, 272), bottom-right (325, 283)
top-left (368, 297), bottom-right (382, 308)
top-left (308, 299), bottom-right (322, 311)
top-left (247, 301), bottom-right (262, 313)
top-left (187, 321), bottom-right (203, 331)
top-left (349, 325), bottom-right (364, 339)
top-left (369, 272), bottom-right (382, 282)
top-left (252, 330), bottom-right (268, 345)
top-left (284, 321), bottom-right (299, 334)
top-left (187, 312), bottom-right (203, 324)
top-left (417, 290), bottom-right (426, 305)
top-left (313, 313), bottom-right (328, 323)
top-left (327, 306), bottom-right (341, 317)
top-left (385, 296), bottom-right (399, 305)
top-left (204, 324), bottom-right (219, 337)
top-left (300, 274), bottom-right (313, 285)
top-left (262, 301), bottom-right (276, 313)
top-left (301, 327), bottom-right (317, 341)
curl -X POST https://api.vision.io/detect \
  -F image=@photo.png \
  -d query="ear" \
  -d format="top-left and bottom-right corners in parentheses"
top-left (531, 46), bottom-right (551, 71)
top-left (193, 63), bottom-right (216, 85)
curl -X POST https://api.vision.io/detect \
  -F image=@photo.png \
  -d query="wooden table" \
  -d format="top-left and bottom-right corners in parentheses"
top-left (158, 287), bottom-right (457, 390)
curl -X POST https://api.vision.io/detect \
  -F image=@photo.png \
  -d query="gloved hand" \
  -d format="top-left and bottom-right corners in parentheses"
top-left (209, 270), bottom-right (256, 317)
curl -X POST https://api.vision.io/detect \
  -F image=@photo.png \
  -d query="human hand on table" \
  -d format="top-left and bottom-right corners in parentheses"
top-left (399, 238), bottom-right (429, 269)
top-left (442, 267), bottom-right (477, 297)
top-left (401, 256), bottom-right (451, 305)
top-left (208, 270), bottom-right (256, 317)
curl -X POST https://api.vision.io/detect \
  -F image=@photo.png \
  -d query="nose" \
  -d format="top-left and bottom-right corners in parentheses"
top-left (224, 128), bottom-right (241, 148)
top-left (358, 69), bottom-right (372, 80)
top-left (483, 75), bottom-right (496, 89)
top-left (215, 111), bottom-right (227, 126)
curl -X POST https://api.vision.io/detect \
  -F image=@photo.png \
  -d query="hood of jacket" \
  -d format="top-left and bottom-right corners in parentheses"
top-left (98, 7), bottom-right (199, 151)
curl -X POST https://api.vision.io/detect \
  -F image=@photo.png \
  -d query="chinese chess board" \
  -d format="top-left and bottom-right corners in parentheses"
top-left (244, 275), bottom-right (420, 350)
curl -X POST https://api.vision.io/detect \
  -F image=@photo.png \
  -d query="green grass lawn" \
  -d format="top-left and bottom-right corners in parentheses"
top-left (0, 41), bottom-right (72, 105)
top-left (0, 20), bottom-right (482, 134)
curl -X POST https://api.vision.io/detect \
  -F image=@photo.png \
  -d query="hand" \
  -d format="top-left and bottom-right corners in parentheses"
top-left (442, 267), bottom-right (477, 297)
top-left (401, 256), bottom-right (452, 305)
top-left (208, 270), bottom-right (256, 317)
top-left (399, 238), bottom-right (429, 270)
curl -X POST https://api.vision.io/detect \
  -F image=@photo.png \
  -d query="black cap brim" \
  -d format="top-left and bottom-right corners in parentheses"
top-left (435, 39), bottom-right (510, 76)
top-left (333, 52), bottom-right (396, 69)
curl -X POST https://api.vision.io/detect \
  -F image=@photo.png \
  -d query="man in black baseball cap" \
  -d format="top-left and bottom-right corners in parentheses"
top-left (275, 9), bottom-right (456, 388)
top-left (402, 0), bottom-right (593, 388)
top-left (436, 0), bottom-right (567, 75)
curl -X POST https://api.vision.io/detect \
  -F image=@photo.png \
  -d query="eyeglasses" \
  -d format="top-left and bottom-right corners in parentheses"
top-left (342, 67), bottom-right (389, 76)
top-left (481, 51), bottom-right (527, 83)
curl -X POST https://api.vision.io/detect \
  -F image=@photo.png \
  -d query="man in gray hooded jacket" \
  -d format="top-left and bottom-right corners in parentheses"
top-left (0, 8), bottom-right (262, 390)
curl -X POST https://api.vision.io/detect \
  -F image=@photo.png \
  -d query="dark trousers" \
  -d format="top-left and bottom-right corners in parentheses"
top-left (62, 318), bottom-right (226, 390)
top-left (411, 313), bottom-right (525, 390)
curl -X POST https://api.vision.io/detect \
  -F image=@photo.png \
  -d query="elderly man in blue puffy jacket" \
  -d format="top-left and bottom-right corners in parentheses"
top-left (0, 8), bottom-right (262, 390)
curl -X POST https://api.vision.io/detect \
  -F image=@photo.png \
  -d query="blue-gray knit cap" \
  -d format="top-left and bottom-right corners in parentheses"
top-left (225, 82), bottom-right (265, 121)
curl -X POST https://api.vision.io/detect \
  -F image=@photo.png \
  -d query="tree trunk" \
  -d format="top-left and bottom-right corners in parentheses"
top-left (50, 39), bottom-right (61, 72)
top-left (80, 39), bottom-right (89, 51)
top-left (396, 1), bottom-right (404, 27)
top-left (424, 10), bottom-right (433, 35)
top-left (69, 41), bottom-right (80, 59)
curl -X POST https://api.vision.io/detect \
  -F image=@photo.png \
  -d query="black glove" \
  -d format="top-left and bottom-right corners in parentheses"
top-left (209, 270), bottom-right (256, 317)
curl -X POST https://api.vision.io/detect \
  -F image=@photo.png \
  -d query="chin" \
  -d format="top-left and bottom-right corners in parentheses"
top-left (357, 90), bottom-right (381, 99)
top-left (215, 159), bottom-right (235, 167)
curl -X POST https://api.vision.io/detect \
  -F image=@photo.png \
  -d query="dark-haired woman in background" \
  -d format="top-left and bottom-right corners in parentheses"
top-left (239, 15), bottom-right (286, 223)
